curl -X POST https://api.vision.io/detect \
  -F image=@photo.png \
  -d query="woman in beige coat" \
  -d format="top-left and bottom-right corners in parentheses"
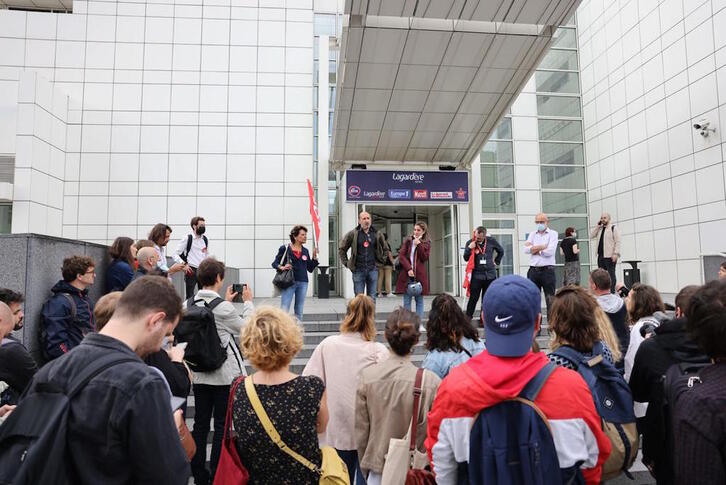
top-left (303, 294), bottom-right (388, 484)
top-left (355, 308), bottom-right (441, 485)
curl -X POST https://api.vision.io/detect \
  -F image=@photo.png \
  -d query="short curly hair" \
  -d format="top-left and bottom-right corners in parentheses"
top-left (61, 255), bottom-right (95, 282)
top-left (240, 306), bottom-right (303, 371)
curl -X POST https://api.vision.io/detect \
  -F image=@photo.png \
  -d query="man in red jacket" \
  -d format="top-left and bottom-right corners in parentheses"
top-left (426, 275), bottom-right (611, 484)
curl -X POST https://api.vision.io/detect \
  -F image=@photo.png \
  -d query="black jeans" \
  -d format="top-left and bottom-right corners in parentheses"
top-left (336, 449), bottom-right (366, 485)
top-left (598, 257), bottom-right (617, 293)
top-left (527, 266), bottom-right (556, 318)
top-left (185, 266), bottom-right (198, 299)
top-left (191, 384), bottom-right (230, 485)
top-left (466, 277), bottom-right (495, 318)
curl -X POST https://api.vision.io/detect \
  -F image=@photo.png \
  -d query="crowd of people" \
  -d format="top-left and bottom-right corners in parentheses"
top-left (0, 211), bottom-right (725, 485)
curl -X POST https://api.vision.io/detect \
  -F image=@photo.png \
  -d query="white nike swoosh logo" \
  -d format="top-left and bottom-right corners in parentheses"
top-left (494, 315), bottom-right (513, 323)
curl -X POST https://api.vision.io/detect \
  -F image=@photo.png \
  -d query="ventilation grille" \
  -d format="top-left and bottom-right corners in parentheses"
top-left (0, 156), bottom-right (14, 184)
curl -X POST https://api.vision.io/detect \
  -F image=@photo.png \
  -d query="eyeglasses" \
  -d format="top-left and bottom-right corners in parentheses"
top-left (84, 270), bottom-right (96, 275)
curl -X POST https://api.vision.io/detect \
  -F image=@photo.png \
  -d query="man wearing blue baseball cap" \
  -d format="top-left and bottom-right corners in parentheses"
top-left (426, 275), bottom-right (611, 485)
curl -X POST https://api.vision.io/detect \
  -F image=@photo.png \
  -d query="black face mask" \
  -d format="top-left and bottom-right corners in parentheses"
top-left (196, 226), bottom-right (206, 236)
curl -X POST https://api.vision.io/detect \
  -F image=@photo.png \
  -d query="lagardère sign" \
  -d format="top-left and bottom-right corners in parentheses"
top-left (346, 170), bottom-right (469, 203)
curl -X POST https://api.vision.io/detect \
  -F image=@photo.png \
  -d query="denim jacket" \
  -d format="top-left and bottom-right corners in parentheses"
top-left (421, 337), bottom-right (486, 379)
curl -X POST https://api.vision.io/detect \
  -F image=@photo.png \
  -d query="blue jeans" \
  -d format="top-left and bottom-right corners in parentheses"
top-left (403, 292), bottom-right (424, 319)
top-left (352, 269), bottom-right (378, 302)
top-left (280, 280), bottom-right (308, 321)
top-left (336, 449), bottom-right (366, 485)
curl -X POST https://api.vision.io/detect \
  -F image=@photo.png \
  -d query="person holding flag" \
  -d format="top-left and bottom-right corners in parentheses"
top-left (272, 225), bottom-right (319, 322)
top-left (463, 226), bottom-right (504, 321)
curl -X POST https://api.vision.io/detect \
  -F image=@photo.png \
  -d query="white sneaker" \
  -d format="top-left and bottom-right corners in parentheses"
top-left (419, 325), bottom-right (426, 332)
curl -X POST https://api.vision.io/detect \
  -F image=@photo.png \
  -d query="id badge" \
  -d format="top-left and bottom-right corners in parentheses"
top-left (480, 258), bottom-right (486, 265)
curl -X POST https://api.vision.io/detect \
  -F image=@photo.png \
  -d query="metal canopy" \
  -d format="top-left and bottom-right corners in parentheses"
top-left (0, 0), bottom-right (71, 11)
top-left (331, 0), bottom-right (581, 169)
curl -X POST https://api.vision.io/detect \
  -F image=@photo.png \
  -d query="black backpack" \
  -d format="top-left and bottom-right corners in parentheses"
top-left (180, 234), bottom-right (208, 263)
top-left (0, 354), bottom-right (136, 484)
top-left (174, 298), bottom-right (227, 372)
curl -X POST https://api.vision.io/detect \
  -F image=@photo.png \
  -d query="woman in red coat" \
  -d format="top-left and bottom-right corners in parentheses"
top-left (396, 221), bottom-right (431, 322)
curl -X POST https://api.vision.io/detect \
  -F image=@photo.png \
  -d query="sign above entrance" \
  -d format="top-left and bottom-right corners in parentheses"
top-left (345, 170), bottom-right (469, 203)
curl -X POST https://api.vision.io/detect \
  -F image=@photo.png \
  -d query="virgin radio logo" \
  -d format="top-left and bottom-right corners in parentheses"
top-left (348, 185), bottom-right (361, 198)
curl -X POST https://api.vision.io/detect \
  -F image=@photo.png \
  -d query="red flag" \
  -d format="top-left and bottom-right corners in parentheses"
top-left (462, 230), bottom-right (478, 297)
top-left (306, 179), bottom-right (321, 243)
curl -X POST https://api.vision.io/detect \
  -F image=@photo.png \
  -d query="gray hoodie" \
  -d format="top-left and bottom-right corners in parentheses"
top-left (596, 293), bottom-right (625, 313)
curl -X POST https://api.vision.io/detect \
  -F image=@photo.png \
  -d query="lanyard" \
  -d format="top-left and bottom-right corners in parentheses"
top-left (476, 238), bottom-right (487, 257)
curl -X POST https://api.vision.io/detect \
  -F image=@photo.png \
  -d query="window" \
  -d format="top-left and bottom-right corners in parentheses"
top-left (482, 219), bottom-right (515, 229)
top-left (481, 165), bottom-right (514, 189)
top-left (542, 191), bottom-right (587, 214)
top-left (540, 165), bottom-right (586, 190)
top-left (540, 142), bottom-right (584, 165)
top-left (535, 71), bottom-right (579, 94)
top-left (539, 49), bottom-right (578, 71)
top-left (537, 95), bottom-right (581, 117)
top-left (480, 141), bottom-right (513, 164)
top-left (491, 117), bottom-right (512, 140)
top-left (552, 28), bottom-right (577, 49)
top-left (0, 204), bottom-right (11, 234)
top-left (547, 216), bottom-right (589, 236)
top-left (482, 191), bottom-right (516, 213)
top-left (538, 119), bottom-right (582, 141)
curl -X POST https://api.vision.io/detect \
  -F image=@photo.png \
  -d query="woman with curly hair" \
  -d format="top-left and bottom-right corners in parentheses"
top-left (230, 306), bottom-right (328, 485)
top-left (421, 294), bottom-right (485, 379)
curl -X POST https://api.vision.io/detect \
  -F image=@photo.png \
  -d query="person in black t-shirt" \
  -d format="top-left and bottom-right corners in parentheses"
top-left (559, 227), bottom-right (580, 286)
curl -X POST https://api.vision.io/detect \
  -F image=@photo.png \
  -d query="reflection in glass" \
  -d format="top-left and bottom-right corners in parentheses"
top-left (539, 49), bottom-right (578, 71)
top-left (542, 191), bottom-right (587, 214)
top-left (482, 165), bottom-right (514, 189)
top-left (536, 95), bottom-right (582, 117)
top-left (552, 28), bottom-right (577, 49)
top-left (482, 191), bottom-right (516, 213)
top-left (540, 165), bottom-right (586, 190)
top-left (535, 70), bottom-right (579, 93)
top-left (489, 234), bottom-right (514, 276)
top-left (538, 119), bottom-right (583, 142)
top-left (480, 141), bottom-right (513, 164)
top-left (491, 117), bottom-right (512, 140)
top-left (540, 142), bottom-right (584, 165)
top-left (482, 219), bottom-right (515, 229)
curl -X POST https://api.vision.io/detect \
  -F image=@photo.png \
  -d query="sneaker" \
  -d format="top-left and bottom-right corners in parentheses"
top-left (419, 324), bottom-right (426, 332)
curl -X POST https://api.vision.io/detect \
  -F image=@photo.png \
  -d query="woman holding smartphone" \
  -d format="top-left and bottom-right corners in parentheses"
top-left (272, 225), bottom-right (319, 322)
top-left (395, 221), bottom-right (431, 322)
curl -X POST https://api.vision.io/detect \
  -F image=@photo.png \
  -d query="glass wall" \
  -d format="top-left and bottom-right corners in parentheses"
top-left (0, 204), bottom-right (11, 234)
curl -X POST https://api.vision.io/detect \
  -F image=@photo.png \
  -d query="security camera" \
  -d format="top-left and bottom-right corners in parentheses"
top-left (693, 120), bottom-right (716, 137)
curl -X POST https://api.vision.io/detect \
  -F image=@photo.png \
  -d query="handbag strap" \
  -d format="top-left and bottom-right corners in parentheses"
top-left (244, 377), bottom-right (321, 475)
top-left (408, 368), bottom-right (425, 455)
top-left (281, 244), bottom-right (290, 266)
top-left (223, 376), bottom-right (245, 442)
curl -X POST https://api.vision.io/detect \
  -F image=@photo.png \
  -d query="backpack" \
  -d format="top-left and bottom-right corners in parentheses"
top-left (466, 362), bottom-right (579, 485)
top-left (173, 297), bottom-right (227, 372)
top-left (180, 234), bottom-right (208, 263)
top-left (658, 361), bottom-right (711, 484)
top-left (0, 353), bottom-right (136, 484)
top-left (551, 342), bottom-right (639, 480)
top-left (39, 293), bottom-right (76, 362)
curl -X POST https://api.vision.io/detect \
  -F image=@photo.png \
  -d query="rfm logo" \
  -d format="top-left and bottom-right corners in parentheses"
top-left (348, 185), bottom-right (361, 198)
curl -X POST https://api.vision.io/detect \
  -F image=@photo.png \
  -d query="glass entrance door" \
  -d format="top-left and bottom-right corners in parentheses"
top-left (487, 229), bottom-right (516, 277)
top-left (442, 206), bottom-right (457, 294)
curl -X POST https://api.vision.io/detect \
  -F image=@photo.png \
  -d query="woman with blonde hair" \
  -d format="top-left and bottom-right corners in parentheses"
top-left (229, 306), bottom-right (329, 484)
top-left (303, 294), bottom-right (388, 484)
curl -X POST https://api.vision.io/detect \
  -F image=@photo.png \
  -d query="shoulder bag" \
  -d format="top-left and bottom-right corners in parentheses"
top-left (244, 377), bottom-right (349, 485)
top-left (273, 245), bottom-right (295, 289)
top-left (380, 368), bottom-right (436, 485)
top-left (213, 376), bottom-right (249, 485)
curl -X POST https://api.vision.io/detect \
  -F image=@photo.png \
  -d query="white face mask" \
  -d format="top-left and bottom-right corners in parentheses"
top-left (572, 232), bottom-right (577, 238)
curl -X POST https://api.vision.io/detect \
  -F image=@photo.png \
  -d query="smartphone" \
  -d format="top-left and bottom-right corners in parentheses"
top-left (175, 342), bottom-right (188, 351)
top-left (232, 283), bottom-right (247, 302)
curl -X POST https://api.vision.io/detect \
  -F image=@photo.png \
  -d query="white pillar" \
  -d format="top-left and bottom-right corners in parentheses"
top-left (317, 35), bottom-right (330, 266)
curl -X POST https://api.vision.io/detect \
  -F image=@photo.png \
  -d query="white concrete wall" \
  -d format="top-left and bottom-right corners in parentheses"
top-left (0, 1), bottom-right (317, 296)
top-left (577, 0), bottom-right (726, 290)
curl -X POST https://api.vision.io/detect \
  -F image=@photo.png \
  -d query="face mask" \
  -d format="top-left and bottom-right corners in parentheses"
top-left (196, 226), bottom-right (206, 236)
top-left (161, 336), bottom-right (171, 350)
top-left (536, 223), bottom-right (546, 232)
top-left (572, 232), bottom-right (577, 238)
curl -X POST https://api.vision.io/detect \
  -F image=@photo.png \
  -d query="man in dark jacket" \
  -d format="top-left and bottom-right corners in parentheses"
top-left (629, 284), bottom-right (709, 483)
top-left (590, 269), bottom-right (628, 371)
top-left (40, 255), bottom-right (97, 360)
top-left (338, 211), bottom-right (386, 300)
top-left (463, 226), bottom-right (504, 319)
top-left (18, 277), bottom-right (190, 484)
top-left (0, 302), bottom-right (36, 406)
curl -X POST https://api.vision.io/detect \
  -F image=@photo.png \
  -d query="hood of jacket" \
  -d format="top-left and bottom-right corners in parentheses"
top-left (653, 317), bottom-right (708, 362)
top-left (596, 293), bottom-right (624, 313)
top-left (51, 280), bottom-right (89, 297)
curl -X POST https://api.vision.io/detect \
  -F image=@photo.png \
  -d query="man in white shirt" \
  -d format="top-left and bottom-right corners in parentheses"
top-left (173, 216), bottom-right (209, 299)
top-left (524, 213), bottom-right (558, 317)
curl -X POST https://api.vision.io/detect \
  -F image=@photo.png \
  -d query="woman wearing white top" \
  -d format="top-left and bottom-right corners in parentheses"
top-left (303, 294), bottom-right (388, 485)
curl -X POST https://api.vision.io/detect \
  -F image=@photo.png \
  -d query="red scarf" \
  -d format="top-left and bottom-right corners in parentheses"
top-left (463, 233), bottom-right (486, 297)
